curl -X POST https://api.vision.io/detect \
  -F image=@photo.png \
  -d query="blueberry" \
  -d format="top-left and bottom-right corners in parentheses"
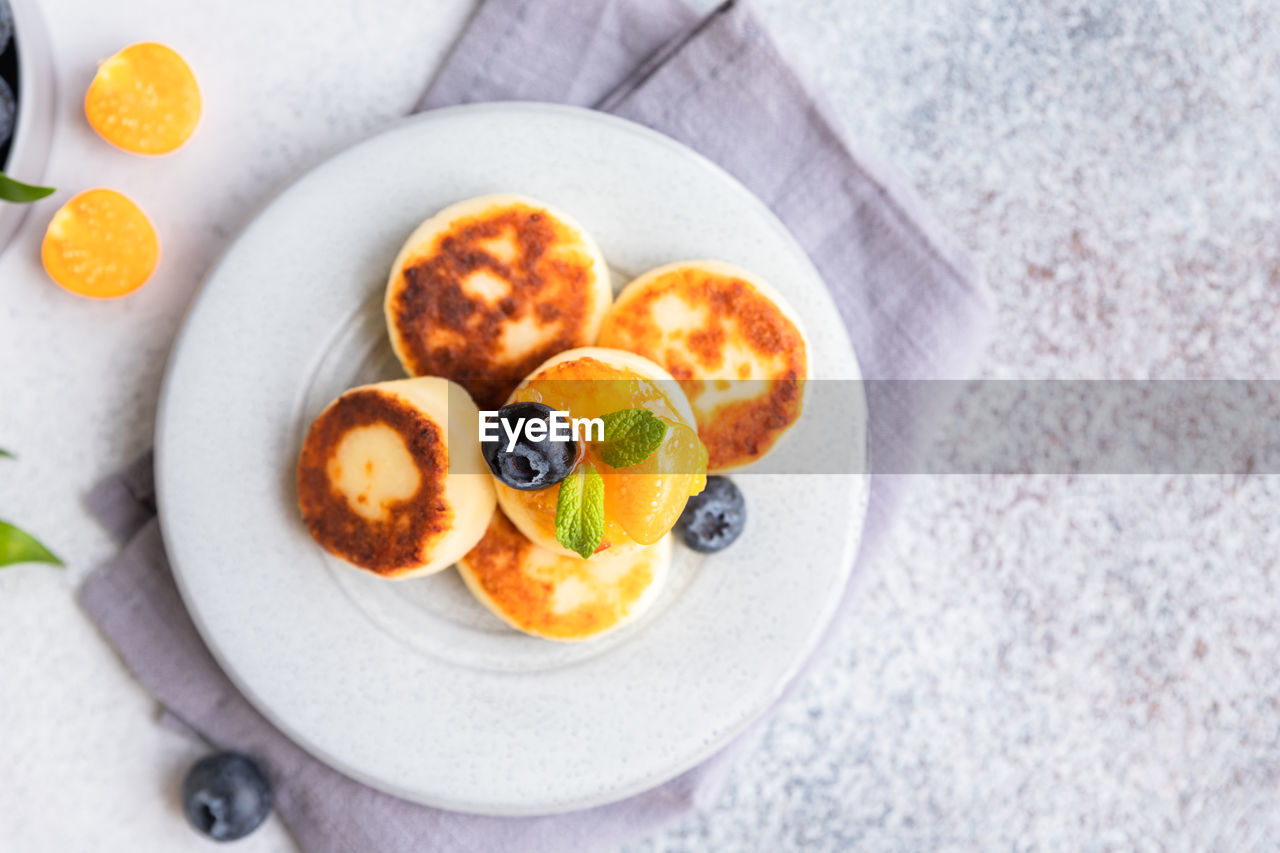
top-left (675, 476), bottom-right (746, 553)
top-left (182, 752), bottom-right (272, 842)
top-left (0, 77), bottom-right (13, 149)
top-left (481, 401), bottom-right (576, 491)
top-left (0, 0), bottom-right (11, 55)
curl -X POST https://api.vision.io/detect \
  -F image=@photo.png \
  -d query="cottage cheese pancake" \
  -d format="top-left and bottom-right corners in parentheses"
top-left (495, 347), bottom-right (707, 559)
top-left (385, 194), bottom-right (611, 410)
top-left (598, 260), bottom-right (809, 471)
top-left (296, 377), bottom-right (495, 578)
top-left (458, 510), bottom-right (671, 641)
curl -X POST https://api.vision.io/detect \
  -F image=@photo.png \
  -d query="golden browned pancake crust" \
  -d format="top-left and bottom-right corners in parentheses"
top-left (461, 511), bottom-right (655, 640)
top-left (600, 266), bottom-right (806, 470)
top-left (296, 389), bottom-right (451, 575)
top-left (684, 377), bottom-right (803, 469)
top-left (390, 205), bottom-right (597, 410)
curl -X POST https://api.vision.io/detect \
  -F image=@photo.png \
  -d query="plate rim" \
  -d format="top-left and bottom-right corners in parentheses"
top-left (154, 100), bottom-right (869, 815)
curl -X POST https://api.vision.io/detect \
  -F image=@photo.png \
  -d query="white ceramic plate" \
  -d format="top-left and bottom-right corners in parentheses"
top-left (156, 102), bottom-right (868, 815)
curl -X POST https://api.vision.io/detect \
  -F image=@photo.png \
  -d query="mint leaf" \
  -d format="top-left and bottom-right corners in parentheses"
top-left (0, 173), bottom-right (56, 204)
top-left (596, 409), bottom-right (669, 469)
top-left (555, 462), bottom-right (604, 559)
top-left (0, 520), bottom-right (63, 569)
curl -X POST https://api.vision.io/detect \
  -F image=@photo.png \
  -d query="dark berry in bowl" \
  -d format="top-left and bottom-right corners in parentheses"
top-left (481, 401), bottom-right (576, 491)
top-left (0, 77), bottom-right (13, 149)
top-left (182, 752), bottom-right (273, 842)
top-left (0, 0), bottom-right (11, 54)
top-left (675, 476), bottom-right (746, 553)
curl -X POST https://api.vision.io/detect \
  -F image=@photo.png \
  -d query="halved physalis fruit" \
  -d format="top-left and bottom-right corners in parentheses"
top-left (494, 347), bottom-right (708, 558)
top-left (85, 42), bottom-right (201, 155)
top-left (601, 420), bottom-right (707, 545)
top-left (42, 189), bottom-right (160, 299)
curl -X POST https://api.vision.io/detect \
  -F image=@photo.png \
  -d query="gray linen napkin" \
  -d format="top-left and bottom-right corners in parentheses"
top-left (79, 1), bottom-right (992, 851)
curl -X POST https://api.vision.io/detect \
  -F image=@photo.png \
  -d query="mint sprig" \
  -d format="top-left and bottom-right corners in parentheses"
top-left (552, 409), bottom-right (671, 559)
top-left (0, 450), bottom-right (63, 569)
top-left (595, 409), bottom-right (669, 469)
top-left (0, 520), bottom-right (63, 568)
top-left (0, 173), bottom-right (56, 204)
top-left (555, 461), bottom-right (604, 559)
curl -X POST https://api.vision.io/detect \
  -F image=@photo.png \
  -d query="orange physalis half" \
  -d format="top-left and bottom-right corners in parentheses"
top-left (42, 189), bottom-right (160, 299)
top-left (84, 42), bottom-right (201, 155)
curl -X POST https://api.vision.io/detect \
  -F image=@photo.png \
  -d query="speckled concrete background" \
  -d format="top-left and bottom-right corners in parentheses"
top-left (628, 1), bottom-right (1280, 850)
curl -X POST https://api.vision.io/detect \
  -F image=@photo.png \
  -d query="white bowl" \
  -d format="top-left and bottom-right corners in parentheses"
top-left (0, 0), bottom-right (54, 255)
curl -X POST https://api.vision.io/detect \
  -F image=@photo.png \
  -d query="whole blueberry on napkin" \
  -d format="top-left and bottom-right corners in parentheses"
top-left (182, 752), bottom-right (273, 841)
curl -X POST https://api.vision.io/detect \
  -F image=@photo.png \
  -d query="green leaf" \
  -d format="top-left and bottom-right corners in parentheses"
top-left (0, 519), bottom-right (63, 568)
top-left (554, 462), bottom-right (604, 559)
top-left (595, 409), bottom-right (669, 469)
top-left (0, 173), bottom-right (56, 204)
top-left (0, 449), bottom-right (13, 459)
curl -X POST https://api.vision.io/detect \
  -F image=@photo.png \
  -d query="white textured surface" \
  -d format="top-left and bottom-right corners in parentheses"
top-left (0, 1), bottom-right (472, 850)
top-left (632, 0), bottom-right (1280, 851)
top-left (1, 0), bottom-right (1278, 850)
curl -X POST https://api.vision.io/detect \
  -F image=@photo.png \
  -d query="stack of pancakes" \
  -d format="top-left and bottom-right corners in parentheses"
top-left (296, 195), bottom-right (808, 641)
